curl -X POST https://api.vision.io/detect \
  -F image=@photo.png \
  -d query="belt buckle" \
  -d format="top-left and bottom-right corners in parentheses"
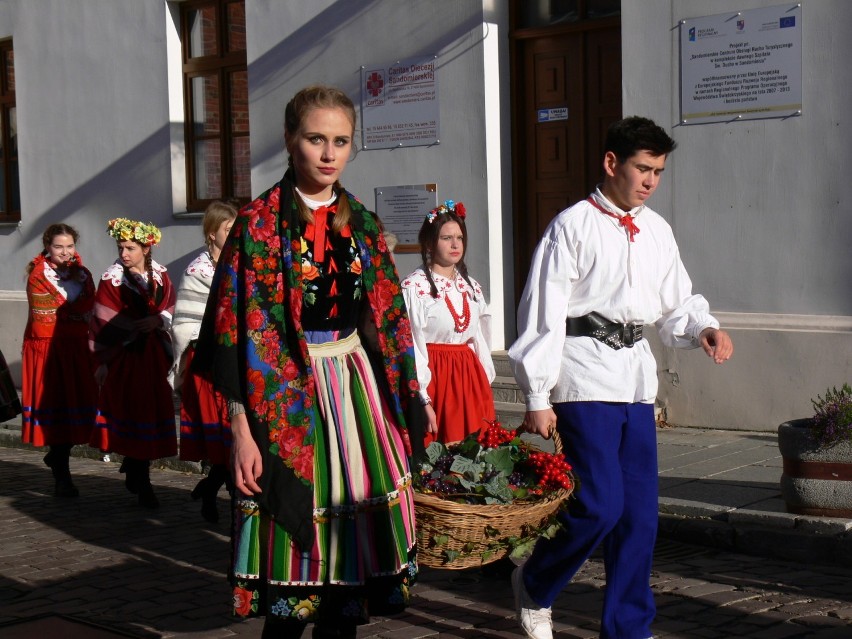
top-left (622, 322), bottom-right (642, 347)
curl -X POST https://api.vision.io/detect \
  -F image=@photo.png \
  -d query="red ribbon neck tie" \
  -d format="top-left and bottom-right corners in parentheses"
top-left (303, 205), bottom-right (351, 265)
top-left (587, 197), bottom-right (640, 242)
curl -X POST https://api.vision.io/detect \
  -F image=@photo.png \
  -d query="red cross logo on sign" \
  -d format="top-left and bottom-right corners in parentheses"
top-left (366, 71), bottom-right (384, 97)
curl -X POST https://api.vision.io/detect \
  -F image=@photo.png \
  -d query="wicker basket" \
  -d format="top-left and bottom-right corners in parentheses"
top-left (413, 431), bottom-right (572, 569)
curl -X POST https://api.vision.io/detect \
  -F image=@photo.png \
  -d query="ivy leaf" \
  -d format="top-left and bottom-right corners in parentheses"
top-left (483, 447), bottom-right (514, 476)
top-left (433, 535), bottom-right (448, 547)
top-left (444, 550), bottom-right (460, 563)
top-left (451, 457), bottom-right (483, 479)
top-left (424, 442), bottom-right (447, 465)
top-left (509, 538), bottom-right (538, 560)
top-left (484, 476), bottom-right (514, 504)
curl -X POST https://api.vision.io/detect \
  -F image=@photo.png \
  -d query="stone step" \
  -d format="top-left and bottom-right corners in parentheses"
top-left (491, 375), bottom-right (525, 404)
top-left (492, 350), bottom-right (512, 378)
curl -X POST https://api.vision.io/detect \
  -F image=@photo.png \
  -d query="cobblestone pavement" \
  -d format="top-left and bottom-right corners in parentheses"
top-left (1, 447), bottom-right (851, 638)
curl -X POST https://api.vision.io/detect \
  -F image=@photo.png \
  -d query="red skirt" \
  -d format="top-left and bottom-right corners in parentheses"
top-left (178, 346), bottom-right (231, 465)
top-left (91, 333), bottom-right (177, 459)
top-left (424, 343), bottom-right (496, 447)
top-left (21, 335), bottom-right (97, 446)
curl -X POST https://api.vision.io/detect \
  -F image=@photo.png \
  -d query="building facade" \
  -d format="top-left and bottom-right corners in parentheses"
top-left (0, 0), bottom-right (848, 431)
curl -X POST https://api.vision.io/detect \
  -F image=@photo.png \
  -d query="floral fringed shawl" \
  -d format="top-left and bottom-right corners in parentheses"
top-left (25, 253), bottom-right (95, 339)
top-left (205, 171), bottom-right (419, 548)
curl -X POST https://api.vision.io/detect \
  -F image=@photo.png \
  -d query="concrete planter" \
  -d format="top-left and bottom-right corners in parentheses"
top-left (778, 418), bottom-right (852, 517)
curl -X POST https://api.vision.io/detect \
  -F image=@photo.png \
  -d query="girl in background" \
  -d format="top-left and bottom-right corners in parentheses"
top-left (170, 201), bottom-right (237, 523)
top-left (22, 223), bottom-right (97, 497)
top-left (90, 218), bottom-right (177, 509)
top-left (402, 200), bottom-right (496, 447)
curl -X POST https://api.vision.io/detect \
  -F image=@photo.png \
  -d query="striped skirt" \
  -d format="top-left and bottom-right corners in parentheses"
top-left (231, 332), bottom-right (417, 625)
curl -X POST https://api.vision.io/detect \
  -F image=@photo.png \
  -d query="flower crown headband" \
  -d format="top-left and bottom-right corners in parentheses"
top-left (106, 217), bottom-right (162, 246)
top-left (426, 199), bottom-right (466, 224)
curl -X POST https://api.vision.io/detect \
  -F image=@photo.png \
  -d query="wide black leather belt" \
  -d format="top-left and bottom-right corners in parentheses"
top-left (566, 312), bottom-right (644, 350)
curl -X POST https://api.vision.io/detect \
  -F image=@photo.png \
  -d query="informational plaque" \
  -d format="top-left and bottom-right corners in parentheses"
top-left (374, 184), bottom-right (438, 253)
top-left (361, 56), bottom-right (440, 149)
top-left (680, 4), bottom-right (802, 124)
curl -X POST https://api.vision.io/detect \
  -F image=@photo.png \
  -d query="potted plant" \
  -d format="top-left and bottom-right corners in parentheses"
top-left (778, 383), bottom-right (852, 517)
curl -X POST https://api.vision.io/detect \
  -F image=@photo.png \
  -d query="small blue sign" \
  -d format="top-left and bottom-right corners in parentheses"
top-left (537, 107), bottom-right (569, 123)
top-left (780, 16), bottom-right (795, 28)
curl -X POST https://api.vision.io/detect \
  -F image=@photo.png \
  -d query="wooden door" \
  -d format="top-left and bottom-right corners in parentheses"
top-left (511, 22), bottom-right (622, 302)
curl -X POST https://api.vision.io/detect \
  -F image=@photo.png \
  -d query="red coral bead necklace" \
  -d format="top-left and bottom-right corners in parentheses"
top-left (441, 268), bottom-right (471, 333)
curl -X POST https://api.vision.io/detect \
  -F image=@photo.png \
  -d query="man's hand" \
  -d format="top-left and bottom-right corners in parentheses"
top-left (699, 327), bottom-right (734, 364)
top-left (520, 408), bottom-right (557, 439)
top-left (230, 413), bottom-right (263, 496)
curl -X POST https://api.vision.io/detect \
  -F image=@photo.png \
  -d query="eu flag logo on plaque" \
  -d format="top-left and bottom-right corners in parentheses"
top-left (780, 16), bottom-right (796, 28)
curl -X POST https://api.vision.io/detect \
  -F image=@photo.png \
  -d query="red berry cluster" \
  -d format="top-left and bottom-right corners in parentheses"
top-left (527, 452), bottom-right (574, 491)
top-left (476, 420), bottom-right (517, 448)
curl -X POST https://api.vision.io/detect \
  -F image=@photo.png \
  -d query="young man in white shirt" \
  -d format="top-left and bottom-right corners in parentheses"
top-left (508, 116), bottom-right (733, 639)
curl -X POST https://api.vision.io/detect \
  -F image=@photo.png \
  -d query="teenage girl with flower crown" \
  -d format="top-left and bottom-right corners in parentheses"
top-left (90, 218), bottom-right (177, 509)
top-left (401, 201), bottom-right (496, 447)
top-left (22, 223), bottom-right (98, 497)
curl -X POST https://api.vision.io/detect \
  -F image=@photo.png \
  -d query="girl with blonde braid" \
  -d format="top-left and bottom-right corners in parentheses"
top-left (90, 218), bottom-right (177, 509)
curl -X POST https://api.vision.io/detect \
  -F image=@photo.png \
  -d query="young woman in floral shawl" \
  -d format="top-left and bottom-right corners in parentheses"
top-left (90, 218), bottom-right (177, 509)
top-left (203, 85), bottom-right (421, 639)
top-left (22, 223), bottom-right (98, 497)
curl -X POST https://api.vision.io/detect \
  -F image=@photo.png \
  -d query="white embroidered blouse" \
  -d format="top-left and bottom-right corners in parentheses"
top-left (401, 267), bottom-right (495, 404)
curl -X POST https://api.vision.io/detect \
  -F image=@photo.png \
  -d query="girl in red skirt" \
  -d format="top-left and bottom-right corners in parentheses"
top-left (22, 223), bottom-right (98, 497)
top-left (90, 218), bottom-right (177, 509)
top-left (170, 201), bottom-right (237, 522)
top-left (401, 200), bottom-right (496, 447)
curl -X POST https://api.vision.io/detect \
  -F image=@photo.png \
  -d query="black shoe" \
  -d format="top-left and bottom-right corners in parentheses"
top-left (120, 459), bottom-right (140, 494)
top-left (200, 494), bottom-right (219, 523)
top-left (190, 477), bottom-right (209, 501)
top-left (54, 478), bottom-right (80, 498)
top-left (192, 477), bottom-right (220, 522)
top-left (138, 483), bottom-right (159, 509)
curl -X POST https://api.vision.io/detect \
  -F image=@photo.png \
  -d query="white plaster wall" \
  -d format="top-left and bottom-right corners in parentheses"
top-left (624, 0), bottom-right (852, 430)
top-left (0, 0), bottom-right (513, 383)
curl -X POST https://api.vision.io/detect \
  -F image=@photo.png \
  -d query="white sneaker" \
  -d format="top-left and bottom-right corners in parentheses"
top-left (511, 566), bottom-right (553, 639)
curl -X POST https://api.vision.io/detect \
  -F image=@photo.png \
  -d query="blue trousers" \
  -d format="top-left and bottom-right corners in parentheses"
top-left (522, 401), bottom-right (657, 639)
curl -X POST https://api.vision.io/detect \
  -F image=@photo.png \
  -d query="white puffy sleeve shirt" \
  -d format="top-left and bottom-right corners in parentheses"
top-left (401, 268), bottom-right (496, 404)
top-left (508, 190), bottom-right (720, 410)
top-left (168, 251), bottom-right (214, 389)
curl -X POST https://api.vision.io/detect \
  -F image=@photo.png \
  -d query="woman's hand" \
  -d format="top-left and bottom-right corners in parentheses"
top-left (134, 315), bottom-right (162, 333)
top-left (424, 403), bottom-right (438, 435)
top-left (230, 413), bottom-right (263, 496)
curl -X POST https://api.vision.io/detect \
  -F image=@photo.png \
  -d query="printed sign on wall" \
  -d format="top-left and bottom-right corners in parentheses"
top-left (361, 56), bottom-right (439, 149)
top-left (680, 4), bottom-right (802, 124)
